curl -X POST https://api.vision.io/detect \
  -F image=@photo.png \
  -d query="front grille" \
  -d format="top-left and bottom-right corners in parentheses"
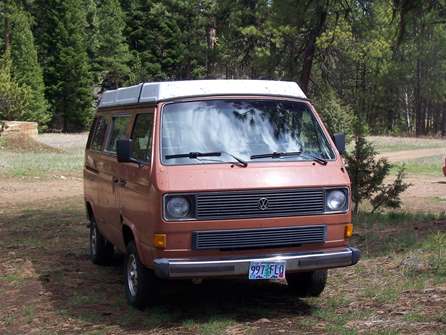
top-left (195, 188), bottom-right (325, 220)
top-left (192, 225), bottom-right (327, 250)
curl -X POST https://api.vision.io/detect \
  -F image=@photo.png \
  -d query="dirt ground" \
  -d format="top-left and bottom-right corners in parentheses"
top-left (0, 134), bottom-right (445, 334)
top-left (0, 177), bottom-right (83, 211)
top-left (1, 196), bottom-right (445, 335)
top-left (377, 148), bottom-right (445, 163)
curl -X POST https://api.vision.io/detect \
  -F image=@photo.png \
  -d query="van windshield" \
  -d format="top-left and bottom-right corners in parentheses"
top-left (161, 99), bottom-right (335, 165)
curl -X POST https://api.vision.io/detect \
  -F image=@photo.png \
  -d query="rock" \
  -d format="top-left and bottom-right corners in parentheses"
top-left (399, 251), bottom-right (430, 273)
top-left (255, 318), bottom-right (271, 324)
top-left (0, 121), bottom-right (38, 137)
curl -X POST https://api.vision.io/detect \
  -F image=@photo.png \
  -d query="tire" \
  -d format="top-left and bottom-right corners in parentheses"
top-left (89, 219), bottom-right (114, 265)
top-left (286, 270), bottom-right (328, 297)
top-left (124, 241), bottom-right (159, 310)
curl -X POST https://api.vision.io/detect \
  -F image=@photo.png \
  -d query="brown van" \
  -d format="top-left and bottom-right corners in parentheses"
top-left (84, 80), bottom-right (360, 309)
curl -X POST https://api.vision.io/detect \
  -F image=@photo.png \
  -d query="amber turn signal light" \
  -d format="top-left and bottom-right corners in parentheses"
top-left (344, 224), bottom-right (353, 238)
top-left (153, 234), bottom-right (167, 249)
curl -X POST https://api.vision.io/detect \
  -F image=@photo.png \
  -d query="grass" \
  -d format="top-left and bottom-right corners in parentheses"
top-left (367, 136), bottom-right (446, 153)
top-left (391, 155), bottom-right (445, 177)
top-left (0, 135), bottom-right (84, 178)
top-left (189, 317), bottom-right (236, 335)
top-left (352, 211), bottom-right (446, 257)
top-left (23, 305), bottom-right (35, 323)
top-left (0, 149), bottom-right (84, 178)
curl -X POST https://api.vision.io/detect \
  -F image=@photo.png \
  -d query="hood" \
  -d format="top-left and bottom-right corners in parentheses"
top-left (154, 161), bottom-right (350, 193)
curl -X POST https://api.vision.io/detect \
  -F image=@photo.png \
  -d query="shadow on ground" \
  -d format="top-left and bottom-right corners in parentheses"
top-left (0, 200), bottom-right (314, 332)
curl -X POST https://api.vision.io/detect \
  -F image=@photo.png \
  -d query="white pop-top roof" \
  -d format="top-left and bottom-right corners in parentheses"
top-left (98, 80), bottom-right (306, 108)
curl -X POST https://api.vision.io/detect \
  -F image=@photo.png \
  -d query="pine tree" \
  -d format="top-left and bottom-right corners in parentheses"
top-left (0, 51), bottom-right (32, 121)
top-left (8, 3), bottom-right (50, 128)
top-left (96, 0), bottom-right (131, 89)
top-left (122, 0), bottom-right (208, 81)
top-left (345, 120), bottom-right (411, 214)
top-left (33, 0), bottom-right (93, 131)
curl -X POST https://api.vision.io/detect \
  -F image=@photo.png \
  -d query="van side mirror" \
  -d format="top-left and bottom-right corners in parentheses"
top-left (117, 139), bottom-right (133, 163)
top-left (333, 133), bottom-right (346, 155)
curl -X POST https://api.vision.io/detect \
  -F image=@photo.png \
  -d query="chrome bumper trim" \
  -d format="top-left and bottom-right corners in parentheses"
top-left (153, 247), bottom-right (360, 279)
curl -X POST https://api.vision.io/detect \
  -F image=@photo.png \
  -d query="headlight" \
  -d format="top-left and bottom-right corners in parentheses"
top-left (165, 196), bottom-right (191, 219)
top-left (326, 189), bottom-right (347, 211)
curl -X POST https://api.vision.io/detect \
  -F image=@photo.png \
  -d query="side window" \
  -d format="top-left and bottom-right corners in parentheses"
top-left (90, 117), bottom-right (109, 151)
top-left (106, 115), bottom-right (130, 153)
top-left (131, 113), bottom-right (154, 162)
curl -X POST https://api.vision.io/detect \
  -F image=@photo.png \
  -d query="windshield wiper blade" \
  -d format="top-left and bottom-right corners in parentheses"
top-left (165, 152), bottom-right (221, 160)
top-left (301, 153), bottom-right (328, 166)
top-left (165, 151), bottom-right (248, 167)
top-left (250, 151), bottom-right (328, 165)
top-left (250, 151), bottom-right (302, 160)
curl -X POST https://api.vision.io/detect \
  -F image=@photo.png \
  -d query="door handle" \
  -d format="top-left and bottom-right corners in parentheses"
top-left (119, 179), bottom-right (127, 187)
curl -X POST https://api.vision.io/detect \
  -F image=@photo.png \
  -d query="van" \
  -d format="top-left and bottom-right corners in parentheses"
top-left (84, 80), bottom-right (360, 309)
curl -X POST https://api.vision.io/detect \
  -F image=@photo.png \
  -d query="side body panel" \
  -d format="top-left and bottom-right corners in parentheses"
top-left (118, 108), bottom-right (158, 263)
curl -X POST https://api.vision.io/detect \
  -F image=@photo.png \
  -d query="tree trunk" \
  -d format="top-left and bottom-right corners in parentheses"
top-left (415, 58), bottom-right (423, 136)
top-left (442, 103), bottom-right (446, 137)
top-left (299, 4), bottom-right (327, 93)
top-left (4, 16), bottom-right (11, 53)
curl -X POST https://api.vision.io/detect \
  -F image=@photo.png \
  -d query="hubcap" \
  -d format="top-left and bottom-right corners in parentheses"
top-left (91, 224), bottom-right (97, 256)
top-left (127, 254), bottom-right (138, 296)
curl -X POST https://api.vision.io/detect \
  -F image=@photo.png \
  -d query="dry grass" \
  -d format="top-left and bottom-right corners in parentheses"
top-left (0, 199), bottom-right (445, 335)
top-left (0, 135), bottom-right (62, 153)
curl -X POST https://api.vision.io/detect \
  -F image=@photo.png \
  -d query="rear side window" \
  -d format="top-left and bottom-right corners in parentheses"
top-left (90, 117), bottom-right (109, 151)
top-left (106, 115), bottom-right (130, 152)
top-left (131, 113), bottom-right (154, 162)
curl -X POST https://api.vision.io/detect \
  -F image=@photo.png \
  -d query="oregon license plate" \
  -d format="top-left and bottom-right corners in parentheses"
top-left (248, 261), bottom-right (286, 280)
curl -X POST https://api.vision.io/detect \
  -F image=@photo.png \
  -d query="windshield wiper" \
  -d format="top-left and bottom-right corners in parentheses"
top-left (250, 151), bottom-right (327, 165)
top-left (300, 153), bottom-right (328, 166)
top-left (165, 151), bottom-right (221, 160)
top-left (165, 151), bottom-right (248, 167)
top-left (250, 151), bottom-right (302, 160)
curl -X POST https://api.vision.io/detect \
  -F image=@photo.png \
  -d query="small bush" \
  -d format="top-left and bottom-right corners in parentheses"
top-left (346, 120), bottom-right (411, 214)
top-left (424, 232), bottom-right (446, 276)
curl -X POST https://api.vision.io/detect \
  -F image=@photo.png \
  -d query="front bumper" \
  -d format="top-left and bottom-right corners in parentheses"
top-left (153, 246), bottom-right (360, 279)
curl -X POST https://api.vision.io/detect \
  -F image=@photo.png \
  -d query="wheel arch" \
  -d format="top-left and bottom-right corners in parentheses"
top-left (85, 201), bottom-right (95, 222)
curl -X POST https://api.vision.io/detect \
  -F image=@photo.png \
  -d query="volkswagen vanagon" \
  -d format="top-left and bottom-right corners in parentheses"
top-left (84, 80), bottom-right (360, 309)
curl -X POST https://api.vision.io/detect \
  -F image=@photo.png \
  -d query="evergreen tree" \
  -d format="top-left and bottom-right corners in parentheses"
top-left (8, 3), bottom-right (50, 128)
top-left (33, 0), bottom-right (93, 131)
top-left (345, 120), bottom-right (411, 214)
top-left (96, 0), bottom-right (131, 89)
top-left (0, 51), bottom-right (32, 121)
top-left (85, 0), bottom-right (100, 64)
top-left (122, 0), bottom-right (208, 81)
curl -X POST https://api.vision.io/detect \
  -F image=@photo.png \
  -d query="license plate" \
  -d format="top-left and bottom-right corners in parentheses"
top-left (248, 261), bottom-right (286, 280)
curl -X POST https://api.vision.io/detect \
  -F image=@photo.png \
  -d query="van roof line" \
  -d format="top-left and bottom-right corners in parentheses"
top-left (98, 80), bottom-right (307, 108)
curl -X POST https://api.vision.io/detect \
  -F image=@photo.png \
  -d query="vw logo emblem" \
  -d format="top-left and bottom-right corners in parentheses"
top-left (258, 197), bottom-right (269, 210)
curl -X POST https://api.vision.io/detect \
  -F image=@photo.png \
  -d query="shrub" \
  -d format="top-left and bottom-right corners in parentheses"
top-left (346, 120), bottom-right (411, 214)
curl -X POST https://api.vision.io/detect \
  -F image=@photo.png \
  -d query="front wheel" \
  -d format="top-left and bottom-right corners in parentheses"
top-left (124, 241), bottom-right (159, 310)
top-left (286, 270), bottom-right (328, 297)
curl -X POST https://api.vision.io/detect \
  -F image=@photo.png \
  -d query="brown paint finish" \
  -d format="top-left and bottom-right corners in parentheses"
top-left (84, 95), bottom-right (355, 274)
